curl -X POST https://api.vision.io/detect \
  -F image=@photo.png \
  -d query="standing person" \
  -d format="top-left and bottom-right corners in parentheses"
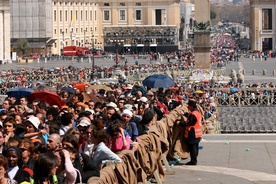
top-left (182, 100), bottom-right (202, 166)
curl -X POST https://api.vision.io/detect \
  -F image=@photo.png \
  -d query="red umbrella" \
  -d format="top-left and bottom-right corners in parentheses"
top-left (29, 90), bottom-right (65, 108)
top-left (73, 83), bottom-right (90, 92)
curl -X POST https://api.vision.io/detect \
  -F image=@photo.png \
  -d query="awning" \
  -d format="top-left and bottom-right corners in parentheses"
top-left (150, 44), bottom-right (157, 47)
top-left (137, 44), bottom-right (144, 47)
top-left (46, 39), bottom-right (57, 46)
top-left (124, 44), bottom-right (131, 47)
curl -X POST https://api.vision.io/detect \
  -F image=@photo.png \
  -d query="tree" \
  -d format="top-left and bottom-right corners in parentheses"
top-left (16, 38), bottom-right (30, 56)
top-left (210, 10), bottom-right (217, 20)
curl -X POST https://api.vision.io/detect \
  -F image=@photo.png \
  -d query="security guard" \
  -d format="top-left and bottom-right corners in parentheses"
top-left (183, 99), bottom-right (202, 165)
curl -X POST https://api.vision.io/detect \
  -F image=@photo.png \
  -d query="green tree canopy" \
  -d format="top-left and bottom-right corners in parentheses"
top-left (16, 38), bottom-right (30, 56)
top-left (211, 10), bottom-right (217, 20)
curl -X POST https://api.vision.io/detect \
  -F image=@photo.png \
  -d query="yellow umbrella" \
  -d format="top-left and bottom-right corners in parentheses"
top-left (196, 90), bottom-right (203, 94)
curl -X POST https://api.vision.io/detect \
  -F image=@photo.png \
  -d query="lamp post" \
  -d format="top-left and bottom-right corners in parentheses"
top-left (115, 33), bottom-right (118, 66)
top-left (91, 34), bottom-right (95, 81)
top-left (84, 30), bottom-right (87, 47)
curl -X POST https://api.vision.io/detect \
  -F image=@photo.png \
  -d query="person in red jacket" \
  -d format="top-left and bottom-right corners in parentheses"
top-left (180, 99), bottom-right (202, 165)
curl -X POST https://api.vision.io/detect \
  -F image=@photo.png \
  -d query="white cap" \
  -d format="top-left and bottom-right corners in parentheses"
top-left (27, 117), bottom-right (40, 129)
top-left (126, 84), bottom-right (133, 90)
top-left (106, 102), bottom-right (117, 109)
top-left (124, 104), bottom-right (133, 111)
top-left (121, 109), bottom-right (133, 117)
top-left (137, 96), bottom-right (148, 103)
top-left (77, 117), bottom-right (91, 127)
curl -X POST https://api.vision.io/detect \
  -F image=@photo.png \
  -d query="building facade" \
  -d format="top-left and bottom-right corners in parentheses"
top-left (250, 0), bottom-right (276, 51)
top-left (11, 0), bottom-right (181, 55)
top-left (0, 0), bottom-right (11, 62)
top-left (11, 0), bottom-right (52, 55)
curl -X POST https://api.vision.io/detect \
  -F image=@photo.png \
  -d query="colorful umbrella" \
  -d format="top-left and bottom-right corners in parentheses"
top-left (29, 90), bottom-right (65, 108)
top-left (61, 86), bottom-right (76, 94)
top-left (89, 84), bottom-right (113, 91)
top-left (142, 74), bottom-right (175, 88)
top-left (73, 83), bottom-right (90, 92)
top-left (6, 88), bottom-right (34, 99)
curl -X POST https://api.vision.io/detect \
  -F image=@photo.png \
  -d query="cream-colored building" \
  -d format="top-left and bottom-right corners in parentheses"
top-left (52, 0), bottom-right (181, 55)
top-left (250, 0), bottom-right (276, 51)
top-left (0, 0), bottom-right (11, 62)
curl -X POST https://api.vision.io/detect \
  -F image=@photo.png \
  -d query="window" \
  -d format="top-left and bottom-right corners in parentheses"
top-left (54, 10), bottom-right (57, 22)
top-left (76, 10), bottom-right (78, 21)
top-left (71, 10), bottom-right (73, 21)
top-left (86, 11), bottom-right (88, 21)
top-left (104, 3), bottom-right (109, 6)
top-left (135, 2), bottom-right (141, 6)
top-left (104, 10), bottom-right (110, 21)
top-left (90, 11), bottom-right (92, 21)
top-left (65, 29), bottom-right (67, 34)
top-left (65, 10), bottom-right (68, 22)
top-left (136, 10), bottom-right (141, 20)
top-left (54, 29), bottom-right (57, 34)
top-left (76, 28), bottom-right (78, 33)
top-left (95, 11), bottom-right (97, 21)
top-left (95, 27), bottom-right (97, 32)
top-left (54, 43), bottom-right (57, 48)
top-left (262, 9), bottom-right (272, 30)
top-left (60, 10), bottom-right (62, 21)
top-left (119, 3), bottom-right (125, 6)
top-left (81, 11), bottom-right (83, 21)
top-left (119, 10), bottom-right (126, 21)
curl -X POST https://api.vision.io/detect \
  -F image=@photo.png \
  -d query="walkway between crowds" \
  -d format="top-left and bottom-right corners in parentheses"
top-left (165, 134), bottom-right (276, 184)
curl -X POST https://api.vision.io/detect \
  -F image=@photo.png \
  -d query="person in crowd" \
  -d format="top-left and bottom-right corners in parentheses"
top-left (0, 130), bottom-right (6, 154)
top-left (90, 128), bottom-right (121, 169)
top-left (4, 146), bottom-right (31, 183)
top-left (3, 117), bottom-right (21, 143)
top-left (18, 139), bottom-right (36, 171)
top-left (2, 99), bottom-right (11, 111)
top-left (121, 109), bottom-right (139, 141)
top-left (62, 134), bottom-right (99, 183)
top-left (54, 149), bottom-right (77, 184)
top-left (137, 108), bottom-right (156, 136)
top-left (33, 142), bottom-right (47, 160)
top-left (0, 154), bottom-right (13, 184)
top-left (106, 120), bottom-right (131, 153)
top-left (79, 125), bottom-right (95, 157)
top-left (21, 116), bottom-right (46, 143)
top-left (59, 113), bottom-right (74, 136)
top-left (46, 133), bottom-right (62, 153)
top-left (64, 127), bottom-right (80, 143)
top-left (181, 100), bottom-right (202, 166)
top-left (33, 152), bottom-right (60, 184)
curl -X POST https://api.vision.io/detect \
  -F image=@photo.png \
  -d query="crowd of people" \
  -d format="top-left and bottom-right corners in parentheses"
top-left (0, 77), bottom-right (221, 183)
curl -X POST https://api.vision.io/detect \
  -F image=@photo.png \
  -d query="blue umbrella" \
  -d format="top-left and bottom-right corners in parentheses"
top-left (6, 87), bottom-right (34, 99)
top-left (230, 87), bottom-right (238, 93)
top-left (142, 74), bottom-right (175, 88)
top-left (61, 86), bottom-right (76, 94)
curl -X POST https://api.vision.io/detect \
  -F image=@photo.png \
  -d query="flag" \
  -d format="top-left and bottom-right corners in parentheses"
top-left (70, 13), bottom-right (75, 29)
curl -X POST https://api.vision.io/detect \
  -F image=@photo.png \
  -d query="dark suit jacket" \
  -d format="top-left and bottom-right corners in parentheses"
top-left (13, 168), bottom-right (30, 183)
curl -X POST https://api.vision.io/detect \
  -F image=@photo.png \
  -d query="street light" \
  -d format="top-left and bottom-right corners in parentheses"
top-left (61, 31), bottom-right (65, 55)
top-left (115, 33), bottom-right (118, 66)
top-left (91, 34), bottom-right (95, 81)
top-left (84, 30), bottom-right (87, 47)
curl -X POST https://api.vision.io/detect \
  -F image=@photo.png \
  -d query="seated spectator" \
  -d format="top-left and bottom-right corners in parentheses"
top-left (121, 109), bottom-right (139, 141)
top-left (137, 108), bottom-right (156, 136)
top-left (90, 128), bottom-right (121, 169)
top-left (107, 120), bottom-right (131, 153)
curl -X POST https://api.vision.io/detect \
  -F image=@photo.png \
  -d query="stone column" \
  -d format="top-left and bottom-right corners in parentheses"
top-left (4, 10), bottom-right (10, 62)
top-left (0, 11), bottom-right (3, 61)
top-left (194, 0), bottom-right (211, 69)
